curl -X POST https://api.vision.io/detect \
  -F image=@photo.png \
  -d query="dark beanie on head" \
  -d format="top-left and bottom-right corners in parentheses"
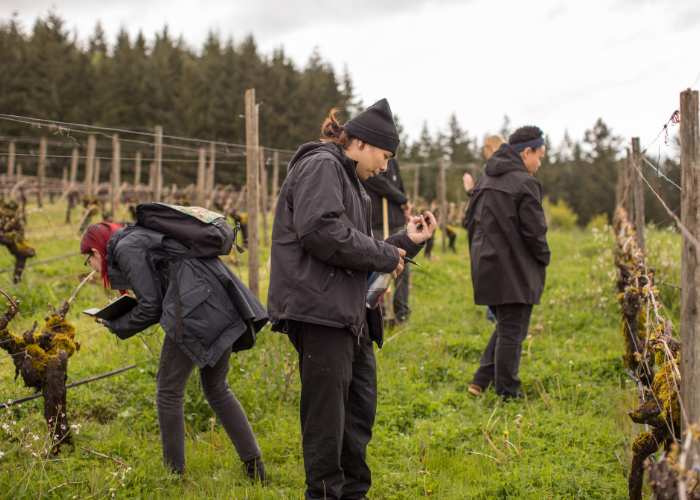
top-left (343, 98), bottom-right (400, 157)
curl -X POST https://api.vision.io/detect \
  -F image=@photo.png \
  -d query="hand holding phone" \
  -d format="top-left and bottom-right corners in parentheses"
top-left (407, 211), bottom-right (436, 245)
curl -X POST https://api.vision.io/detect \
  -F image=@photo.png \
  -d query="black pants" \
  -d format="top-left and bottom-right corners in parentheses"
top-left (373, 226), bottom-right (410, 322)
top-left (155, 335), bottom-right (261, 472)
top-left (287, 321), bottom-right (377, 500)
top-left (471, 303), bottom-right (533, 399)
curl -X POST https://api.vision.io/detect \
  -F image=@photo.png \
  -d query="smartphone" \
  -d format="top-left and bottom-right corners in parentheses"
top-left (418, 213), bottom-right (432, 229)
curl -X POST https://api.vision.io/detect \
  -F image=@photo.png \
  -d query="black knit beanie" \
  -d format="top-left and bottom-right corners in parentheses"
top-left (343, 98), bottom-right (400, 157)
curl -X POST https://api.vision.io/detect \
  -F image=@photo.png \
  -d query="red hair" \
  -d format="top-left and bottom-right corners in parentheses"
top-left (80, 222), bottom-right (123, 291)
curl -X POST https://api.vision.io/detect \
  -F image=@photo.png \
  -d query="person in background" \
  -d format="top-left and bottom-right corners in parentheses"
top-left (482, 135), bottom-right (505, 162)
top-left (468, 135), bottom-right (505, 323)
top-left (267, 99), bottom-right (436, 500)
top-left (461, 126), bottom-right (550, 401)
top-left (361, 157), bottom-right (413, 323)
top-left (80, 221), bottom-right (268, 481)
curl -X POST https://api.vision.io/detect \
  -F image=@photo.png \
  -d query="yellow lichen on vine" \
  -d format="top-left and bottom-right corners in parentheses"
top-left (651, 360), bottom-right (681, 431)
top-left (0, 315), bottom-right (78, 382)
top-left (632, 430), bottom-right (654, 454)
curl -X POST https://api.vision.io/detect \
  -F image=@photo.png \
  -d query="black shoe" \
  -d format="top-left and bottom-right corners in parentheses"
top-left (244, 456), bottom-right (267, 484)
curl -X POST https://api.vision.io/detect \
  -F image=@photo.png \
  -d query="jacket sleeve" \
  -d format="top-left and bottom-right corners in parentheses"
top-left (292, 157), bottom-right (401, 274)
top-left (361, 175), bottom-right (408, 206)
top-left (385, 230), bottom-right (424, 259)
top-left (104, 243), bottom-right (163, 339)
top-left (518, 179), bottom-right (551, 267)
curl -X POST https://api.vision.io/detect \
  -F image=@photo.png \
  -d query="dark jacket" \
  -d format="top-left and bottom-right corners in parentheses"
top-left (361, 158), bottom-right (408, 230)
top-left (103, 225), bottom-right (268, 368)
top-left (267, 142), bottom-right (422, 345)
top-left (465, 143), bottom-right (550, 306)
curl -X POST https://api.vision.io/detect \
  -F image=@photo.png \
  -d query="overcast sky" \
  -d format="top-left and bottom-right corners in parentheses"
top-left (3, 0), bottom-right (699, 154)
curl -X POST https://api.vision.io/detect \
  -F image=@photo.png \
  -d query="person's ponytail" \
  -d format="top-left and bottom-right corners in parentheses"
top-left (320, 108), bottom-right (353, 148)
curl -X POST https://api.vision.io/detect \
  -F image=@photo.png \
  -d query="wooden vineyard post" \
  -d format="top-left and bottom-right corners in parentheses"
top-left (37, 136), bottom-right (46, 207)
top-left (382, 196), bottom-right (394, 322)
top-left (206, 142), bottom-right (216, 193)
top-left (440, 157), bottom-right (447, 253)
top-left (245, 89), bottom-right (260, 298)
top-left (382, 198), bottom-right (390, 240)
top-left (196, 147), bottom-right (206, 206)
top-left (149, 162), bottom-right (156, 193)
top-left (62, 167), bottom-right (67, 184)
top-left (69, 148), bottom-right (78, 185)
top-left (272, 151), bottom-right (279, 210)
top-left (615, 155), bottom-right (625, 209)
top-left (413, 164), bottom-right (419, 203)
top-left (681, 88), bottom-right (700, 430)
top-left (134, 151), bottom-right (142, 186)
top-left (632, 137), bottom-right (645, 255)
top-left (85, 135), bottom-right (96, 196)
top-left (94, 158), bottom-right (101, 186)
top-left (154, 125), bottom-right (163, 202)
top-left (624, 148), bottom-right (634, 216)
top-left (7, 140), bottom-right (15, 181)
top-left (260, 147), bottom-right (269, 246)
top-left (111, 134), bottom-right (120, 217)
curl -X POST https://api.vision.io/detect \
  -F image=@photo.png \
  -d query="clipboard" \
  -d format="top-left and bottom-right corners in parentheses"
top-left (83, 295), bottom-right (138, 321)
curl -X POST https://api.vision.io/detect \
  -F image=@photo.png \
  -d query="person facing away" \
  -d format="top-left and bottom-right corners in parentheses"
top-left (467, 135), bottom-right (505, 323)
top-left (461, 126), bottom-right (550, 401)
top-left (80, 221), bottom-right (268, 481)
top-left (267, 99), bottom-right (436, 500)
top-left (360, 157), bottom-right (413, 323)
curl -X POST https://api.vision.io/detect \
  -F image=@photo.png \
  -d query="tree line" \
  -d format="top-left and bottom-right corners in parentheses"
top-left (397, 115), bottom-right (681, 227)
top-left (0, 13), bottom-right (354, 152)
top-left (0, 13), bottom-right (681, 227)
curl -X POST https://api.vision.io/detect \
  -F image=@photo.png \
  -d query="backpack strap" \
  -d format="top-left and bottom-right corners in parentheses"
top-left (166, 252), bottom-right (193, 344)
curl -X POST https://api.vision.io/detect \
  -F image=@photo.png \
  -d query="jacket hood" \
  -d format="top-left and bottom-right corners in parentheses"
top-left (287, 142), bottom-right (357, 177)
top-left (484, 143), bottom-right (528, 177)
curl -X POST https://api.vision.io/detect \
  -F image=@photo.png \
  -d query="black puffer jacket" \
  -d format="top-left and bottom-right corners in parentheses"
top-left (361, 158), bottom-right (408, 230)
top-left (465, 143), bottom-right (550, 306)
top-left (267, 142), bottom-right (422, 345)
top-left (103, 225), bottom-right (268, 368)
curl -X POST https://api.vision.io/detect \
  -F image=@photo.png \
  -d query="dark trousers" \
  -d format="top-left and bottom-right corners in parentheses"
top-left (373, 226), bottom-right (411, 322)
top-left (287, 321), bottom-right (377, 500)
top-left (471, 304), bottom-right (533, 399)
top-left (156, 335), bottom-right (261, 472)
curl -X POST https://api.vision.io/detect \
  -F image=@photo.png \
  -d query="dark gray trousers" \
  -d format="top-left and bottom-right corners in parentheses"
top-left (287, 321), bottom-right (377, 500)
top-left (156, 335), bottom-right (262, 472)
top-left (373, 226), bottom-right (411, 322)
top-left (471, 304), bottom-right (533, 399)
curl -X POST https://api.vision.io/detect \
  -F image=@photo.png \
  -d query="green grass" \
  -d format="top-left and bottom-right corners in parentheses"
top-left (0, 203), bottom-right (682, 499)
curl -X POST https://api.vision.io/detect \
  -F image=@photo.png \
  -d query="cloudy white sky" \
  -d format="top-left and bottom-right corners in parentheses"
top-left (3, 0), bottom-right (699, 153)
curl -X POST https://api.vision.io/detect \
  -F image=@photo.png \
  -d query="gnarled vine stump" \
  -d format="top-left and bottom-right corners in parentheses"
top-left (0, 295), bottom-right (79, 453)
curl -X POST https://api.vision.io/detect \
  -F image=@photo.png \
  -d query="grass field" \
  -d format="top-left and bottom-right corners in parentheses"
top-left (0, 203), bottom-right (682, 499)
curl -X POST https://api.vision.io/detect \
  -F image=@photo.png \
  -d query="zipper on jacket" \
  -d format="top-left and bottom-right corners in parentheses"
top-left (359, 323), bottom-right (363, 344)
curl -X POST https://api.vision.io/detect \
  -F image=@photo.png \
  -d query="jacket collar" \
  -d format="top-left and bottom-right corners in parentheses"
top-left (484, 143), bottom-right (528, 177)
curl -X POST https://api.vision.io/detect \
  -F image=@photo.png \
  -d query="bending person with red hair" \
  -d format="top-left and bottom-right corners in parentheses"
top-left (80, 222), bottom-right (268, 482)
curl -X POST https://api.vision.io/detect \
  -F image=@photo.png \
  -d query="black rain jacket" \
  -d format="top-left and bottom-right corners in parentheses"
top-left (267, 142), bottom-right (423, 346)
top-left (465, 143), bottom-right (550, 306)
top-left (361, 158), bottom-right (408, 230)
top-left (103, 225), bottom-right (268, 368)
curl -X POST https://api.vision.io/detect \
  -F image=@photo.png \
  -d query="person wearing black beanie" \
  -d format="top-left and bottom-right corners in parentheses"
top-left (462, 125), bottom-right (550, 402)
top-left (343, 98), bottom-right (401, 157)
top-left (268, 100), bottom-right (435, 499)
